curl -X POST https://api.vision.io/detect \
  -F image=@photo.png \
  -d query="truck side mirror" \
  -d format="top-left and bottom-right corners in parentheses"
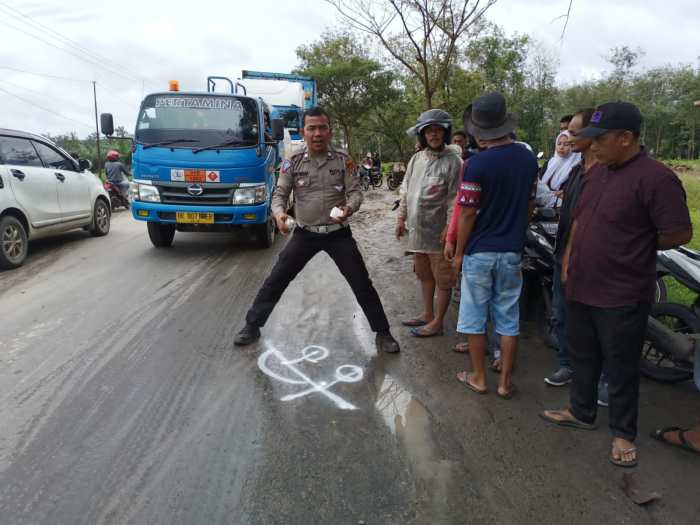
top-left (78, 158), bottom-right (92, 171)
top-left (271, 119), bottom-right (284, 141)
top-left (100, 113), bottom-right (114, 137)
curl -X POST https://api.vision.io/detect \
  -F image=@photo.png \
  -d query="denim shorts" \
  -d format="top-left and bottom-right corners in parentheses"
top-left (457, 252), bottom-right (523, 336)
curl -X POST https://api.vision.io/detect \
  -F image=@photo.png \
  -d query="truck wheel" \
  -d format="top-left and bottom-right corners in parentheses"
top-left (0, 215), bottom-right (28, 269)
top-left (89, 199), bottom-right (111, 237)
top-left (255, 216), bottom-right (276, 248)
top-left (147, 222), bottom-right (175, 247)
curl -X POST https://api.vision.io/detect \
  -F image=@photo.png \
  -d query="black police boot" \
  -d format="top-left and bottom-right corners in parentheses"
top-left (234, 324), bottom-right (261, 346)
top-left (375, 331), bottom-right (400, 353)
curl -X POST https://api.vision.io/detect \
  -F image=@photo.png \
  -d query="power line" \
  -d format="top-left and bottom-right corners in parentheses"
top-left (0, 85), bottom-right (94, 130)
top-left (0, 1), bottom-right (158, 89)
top-left (0, 18), bottom-right (143, 85)
top-left (0, 65), bottom-right (89, 83)
top-left (0, 66), bottom-right (140, 107)
top-left (0, 78), bottom-right (93, 113)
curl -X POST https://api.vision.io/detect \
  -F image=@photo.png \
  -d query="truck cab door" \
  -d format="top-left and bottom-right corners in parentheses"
top-left (32, 141), bottom-right (91, 222)
top-left (0, 135), bottom-right (62, 228)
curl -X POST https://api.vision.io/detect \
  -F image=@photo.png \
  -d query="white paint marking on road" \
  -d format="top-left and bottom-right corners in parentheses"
top-left (257, 342), bottom-right (363, 410)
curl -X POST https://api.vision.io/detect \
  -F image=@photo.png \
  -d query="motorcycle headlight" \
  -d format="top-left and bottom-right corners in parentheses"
top-left (233, 184), bottom-right (266, 205)
top-left (138, 183), bottom-right (160, 203)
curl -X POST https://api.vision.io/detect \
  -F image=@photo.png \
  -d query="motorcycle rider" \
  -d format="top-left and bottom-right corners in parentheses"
top-left (397, 109), bottom-right (462, 338)
top-left (105, 150), bottom-right (131, 205)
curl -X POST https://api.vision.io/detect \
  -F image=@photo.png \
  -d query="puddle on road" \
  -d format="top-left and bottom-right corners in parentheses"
top-left (374, 372), bottom-right (454, 520)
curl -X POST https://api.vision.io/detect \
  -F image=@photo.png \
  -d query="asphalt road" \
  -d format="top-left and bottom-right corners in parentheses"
top-left (0, 192), bottom-right (698, 524)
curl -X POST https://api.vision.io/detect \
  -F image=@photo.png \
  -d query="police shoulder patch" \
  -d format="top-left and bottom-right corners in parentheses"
top-left (280, 158), bottom-right (292, 174)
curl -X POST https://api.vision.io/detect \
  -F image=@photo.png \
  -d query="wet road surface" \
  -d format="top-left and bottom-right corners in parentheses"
top-left (0, 192), bottom-right (698, 524)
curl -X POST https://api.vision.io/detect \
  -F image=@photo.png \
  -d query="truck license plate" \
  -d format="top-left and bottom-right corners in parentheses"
top-left (176, 212), bottom-right (214, 224)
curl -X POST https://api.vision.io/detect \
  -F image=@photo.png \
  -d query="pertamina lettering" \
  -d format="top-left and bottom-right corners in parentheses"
top-left (154, 96), bottom-right (244, 110)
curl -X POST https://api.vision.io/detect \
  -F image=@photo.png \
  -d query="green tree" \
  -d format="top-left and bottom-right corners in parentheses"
top-left (326, 0), bottom-right (497, 108)
top-left (295, 31), bottom-right (397, 157)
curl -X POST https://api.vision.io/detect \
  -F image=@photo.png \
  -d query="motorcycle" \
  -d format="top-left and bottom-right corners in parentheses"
top-left (642, 247), bottom-right (700, 384)
top-left (103, 180), bottom-right (130, 210)
top-left (522, 207), bottom-right (559, 348)
top-left (359, 160), bottom-right (382, 191)
top-left (386, 163), bottom-right (405, 191)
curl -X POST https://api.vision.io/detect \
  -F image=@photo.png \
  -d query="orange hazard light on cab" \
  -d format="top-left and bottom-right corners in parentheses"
top-left (169, 80), bottom-right (180, 92)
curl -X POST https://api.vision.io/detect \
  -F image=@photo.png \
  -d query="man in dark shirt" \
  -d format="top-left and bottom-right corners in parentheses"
top-left (544, 108), bottom-right (596, 387)
top-left (453, 93), bottom-right (539, 399)
top-left (542, 102), bottom-right (693, 468)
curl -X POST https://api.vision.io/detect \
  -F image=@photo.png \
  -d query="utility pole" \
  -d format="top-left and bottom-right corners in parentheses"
top-left (92, 81), bottom-right (101, 174)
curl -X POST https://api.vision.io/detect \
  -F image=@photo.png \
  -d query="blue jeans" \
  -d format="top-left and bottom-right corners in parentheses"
top-left (552, 262), bottom-right (571, 369)
top-left (458, 252), bottom-right (522, 337)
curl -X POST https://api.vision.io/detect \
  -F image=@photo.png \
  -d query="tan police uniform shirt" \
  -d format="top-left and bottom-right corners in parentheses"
top-left (271, 147), bottom-right (363, 227)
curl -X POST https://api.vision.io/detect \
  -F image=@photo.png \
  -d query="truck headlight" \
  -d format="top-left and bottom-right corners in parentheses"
top-left (233, 184), bottom-right (266, 205)
top-left (138, 183), bottom-right (160, 202)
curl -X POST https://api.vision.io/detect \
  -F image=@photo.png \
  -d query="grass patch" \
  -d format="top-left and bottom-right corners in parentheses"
top-left (664, 173), bottom-right (700, 306)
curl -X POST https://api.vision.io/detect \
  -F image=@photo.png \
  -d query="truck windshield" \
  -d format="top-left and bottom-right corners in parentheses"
top-left (136, 94), bottom-right (259, 148)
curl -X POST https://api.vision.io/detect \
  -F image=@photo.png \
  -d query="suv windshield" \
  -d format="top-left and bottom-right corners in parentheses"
top-left (136, 94), bottom-right (259, 148)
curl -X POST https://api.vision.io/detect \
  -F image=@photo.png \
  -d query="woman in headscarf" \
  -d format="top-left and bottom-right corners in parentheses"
top-left (535, 131), bottom-right (580, 208)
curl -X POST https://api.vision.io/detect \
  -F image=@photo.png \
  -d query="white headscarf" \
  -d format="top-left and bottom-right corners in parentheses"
top-left (536, 131), bottom-right (581, 207)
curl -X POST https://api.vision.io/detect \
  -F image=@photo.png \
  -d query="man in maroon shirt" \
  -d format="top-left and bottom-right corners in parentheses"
top-left (541, 102), bottom-right (693, 468)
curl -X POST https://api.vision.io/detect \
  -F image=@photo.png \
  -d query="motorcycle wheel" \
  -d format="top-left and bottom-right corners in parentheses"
top-left (360, 174), bottom-right (370, 191)
top-left (387, 176), bottom-right (400, 191)
top-left (641, 302), bottom-right (698, 383)
top-left (654, 277), bottom-right (668, 303)
top-left (371, 175), bottom-right (382, 189)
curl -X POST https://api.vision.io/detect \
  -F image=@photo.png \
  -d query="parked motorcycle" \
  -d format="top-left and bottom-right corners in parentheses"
top-left (642, 247), bottom-right (700, 383)
top-left (522, 207), bottom-right (559, 348)
top-left (103, 180), bottom-right (130, 210)
top-left (359, 159), bottom-right (382, 191)
top-left (387, 162), bottom-right (405, 191)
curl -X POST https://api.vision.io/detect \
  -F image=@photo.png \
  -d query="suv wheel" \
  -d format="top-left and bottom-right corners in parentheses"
top-left (0, 215), bottom-right (28, 269)
top-left (89, 199), bottom-right (111, 237)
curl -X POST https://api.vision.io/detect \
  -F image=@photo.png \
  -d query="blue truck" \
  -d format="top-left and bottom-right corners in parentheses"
top-left (101, 77), bottom-right (284, 248)
top-left (239, 71), bottom-right (317, 142)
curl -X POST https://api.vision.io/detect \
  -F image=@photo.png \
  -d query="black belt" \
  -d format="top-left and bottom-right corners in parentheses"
top-left (298, 223), bottom-right (349, 234)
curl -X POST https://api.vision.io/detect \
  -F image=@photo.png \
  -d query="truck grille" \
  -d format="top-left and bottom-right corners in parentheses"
top-left (157, 182), bottom-right (236, 206)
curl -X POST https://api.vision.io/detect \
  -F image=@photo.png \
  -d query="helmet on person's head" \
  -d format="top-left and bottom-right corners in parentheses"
top-left (408, 109), bottom-right (452, 148)
top-left (106, 150), bottom-right (119, 161)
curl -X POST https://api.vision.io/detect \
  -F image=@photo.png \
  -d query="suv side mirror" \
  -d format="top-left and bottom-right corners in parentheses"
top-left (271, 119), bottom-right (284, 141)
top-left (78, 158), bottom-right (92, 171)
top-left (100, 113), bottom-right (114, 137)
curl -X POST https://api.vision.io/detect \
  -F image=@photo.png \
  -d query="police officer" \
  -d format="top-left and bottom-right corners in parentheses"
top-left (234, 107), bottom-right (400, 353)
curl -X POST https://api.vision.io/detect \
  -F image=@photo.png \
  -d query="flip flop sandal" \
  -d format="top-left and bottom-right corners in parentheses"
top-left (539, 410), bottom-right (597, 431)
top-left (488, 362), bottom-right (501, 374)
top-left (456, 371), bottom-right (487, 394)
top-left (651, 427), bottom-right (700, 455)
top-left (411, 327), bottom-right (444, 338)
top-left (452, 342), bottom-right (469, 353)
top-left (497, 385), bottom-right (516, 400)
top-left (401, 318), bottom-right (428, 327)
top-left (609, 446), bottom-right (638, 468)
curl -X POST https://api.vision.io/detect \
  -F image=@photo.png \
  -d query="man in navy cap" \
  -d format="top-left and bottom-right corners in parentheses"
top-left (542, 101), bottom-right (693, 467)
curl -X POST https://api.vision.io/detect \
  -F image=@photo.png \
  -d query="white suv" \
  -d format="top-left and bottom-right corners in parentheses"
top-left (0, 129), bottom-right (111, 269)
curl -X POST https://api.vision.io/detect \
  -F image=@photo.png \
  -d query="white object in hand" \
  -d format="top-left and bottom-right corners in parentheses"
top-left (330, 206), bottom-right (344, 219)
top-left (285, 217), bottom-right (296, 230)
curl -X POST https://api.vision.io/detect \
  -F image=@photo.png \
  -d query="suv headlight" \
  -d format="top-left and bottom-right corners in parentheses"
top-left (138, 183), bottom-right (160, 202)
top-left (233, 184), bottom-right (266, 205)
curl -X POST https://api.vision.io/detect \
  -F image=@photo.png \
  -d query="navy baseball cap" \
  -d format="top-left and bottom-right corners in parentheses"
top-left (578, 101), bottom-right (642, 137)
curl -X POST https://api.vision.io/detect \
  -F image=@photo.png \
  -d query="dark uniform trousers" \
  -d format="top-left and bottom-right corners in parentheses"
top-left (246, 226), bottom-right (391, 333)
top-left (567, 301), bottom-right (651, 441)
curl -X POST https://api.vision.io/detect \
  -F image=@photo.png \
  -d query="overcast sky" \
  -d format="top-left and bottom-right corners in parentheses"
top-left (1, 0), bottom-right (698, 138)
